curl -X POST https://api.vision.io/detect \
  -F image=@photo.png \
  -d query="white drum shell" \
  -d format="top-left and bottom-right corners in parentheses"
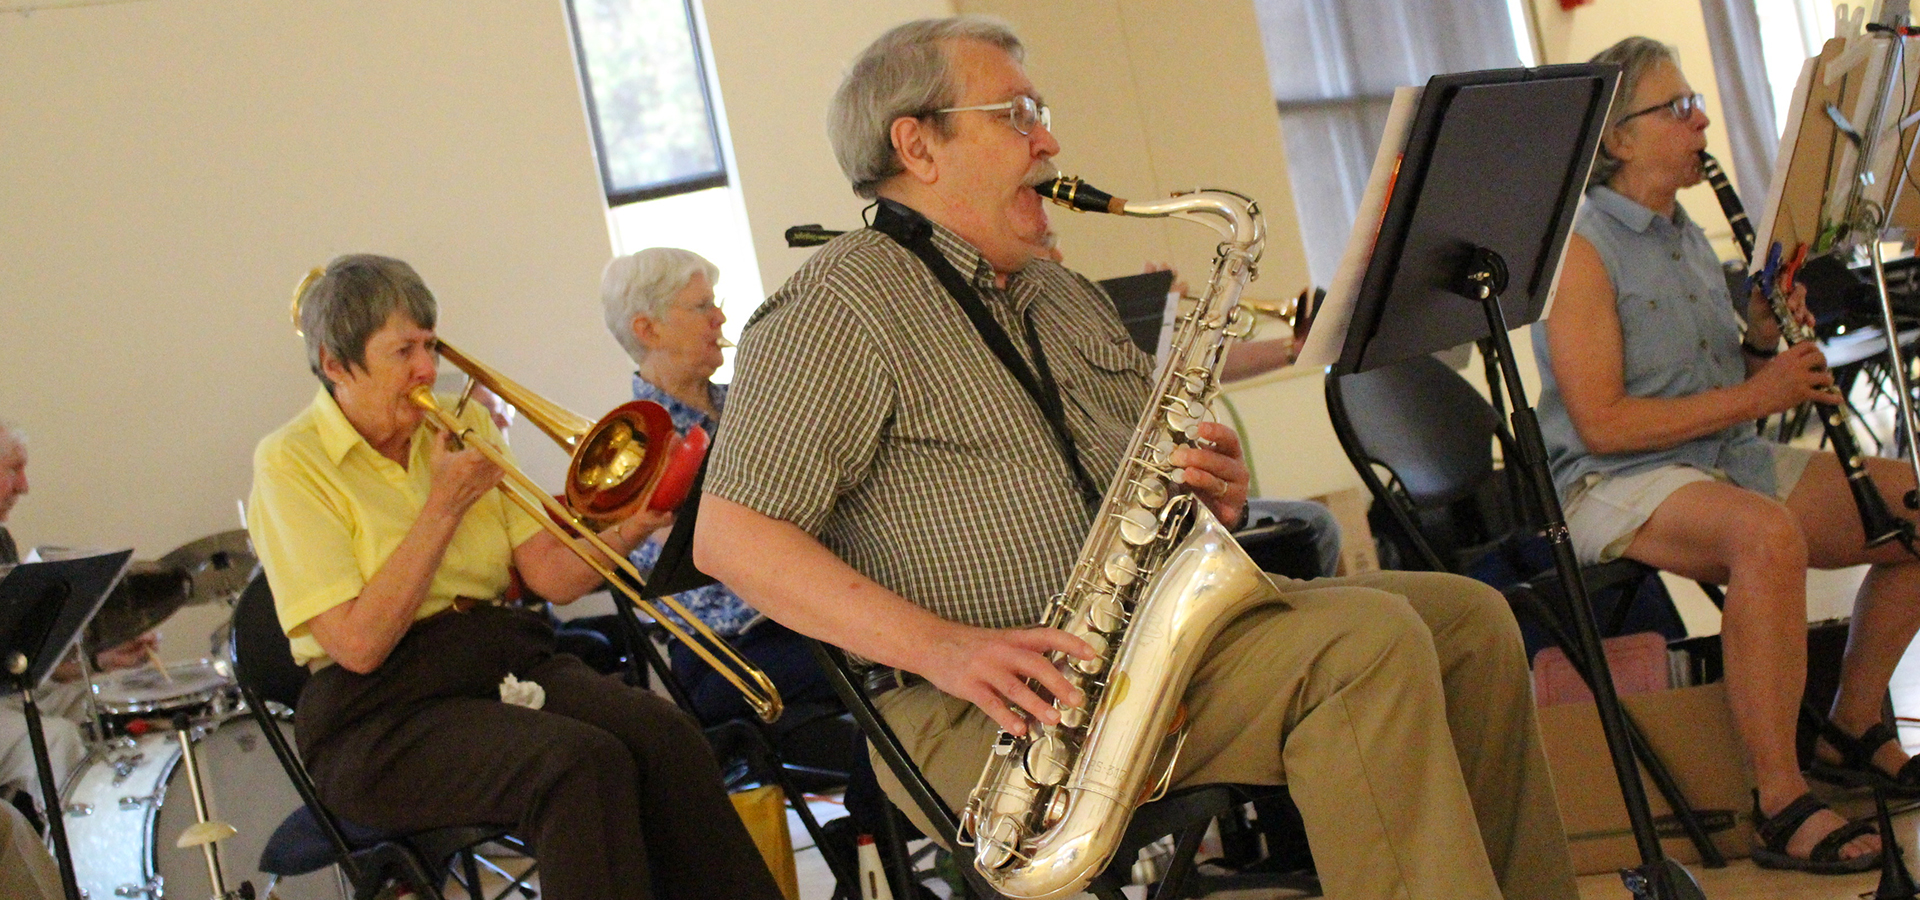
top-left (60, 717), bottom-right (344, 900)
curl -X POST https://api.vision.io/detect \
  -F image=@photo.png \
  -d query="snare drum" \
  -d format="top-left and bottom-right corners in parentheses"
top-left (61, 716), bottom-right (344, 900)
top-left (92, 659), bottom-right (236, 727)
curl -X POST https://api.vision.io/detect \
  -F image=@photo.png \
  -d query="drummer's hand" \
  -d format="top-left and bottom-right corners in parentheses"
top-left (94, 633), bottom-right (159, 671)
top-left (424, 428), bottom-right (504, 520)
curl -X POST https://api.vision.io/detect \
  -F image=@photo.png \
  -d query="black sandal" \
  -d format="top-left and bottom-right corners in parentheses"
top-left (1750, 790), bottom-right (1881, 874)
top-left (1808, 718), bottom-right (1920, 797)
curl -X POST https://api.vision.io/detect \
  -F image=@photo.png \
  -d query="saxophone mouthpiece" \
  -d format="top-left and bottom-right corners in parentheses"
top-left (1038, 176), bottom-right (1127, 215)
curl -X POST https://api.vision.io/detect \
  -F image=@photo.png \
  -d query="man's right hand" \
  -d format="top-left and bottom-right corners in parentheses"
top-left (920, 624), bottom-right (1096, 736)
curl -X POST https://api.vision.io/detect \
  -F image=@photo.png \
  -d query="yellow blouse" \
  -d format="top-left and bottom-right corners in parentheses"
top-left (248, 387), bottom-right (541, 667)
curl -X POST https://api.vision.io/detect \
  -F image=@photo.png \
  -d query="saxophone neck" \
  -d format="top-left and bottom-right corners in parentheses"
top-left (1039, 177), bottom-right (1265, 252)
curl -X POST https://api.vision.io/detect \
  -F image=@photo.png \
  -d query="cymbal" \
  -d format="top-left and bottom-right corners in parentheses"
top-left (86, 560), bottom-right (190, 651)
top-left (156, 530), bottom-right (257, 607)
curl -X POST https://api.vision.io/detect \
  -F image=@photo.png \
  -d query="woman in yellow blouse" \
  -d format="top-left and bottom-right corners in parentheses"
top-left (248, 254), bottom-right (780, 900)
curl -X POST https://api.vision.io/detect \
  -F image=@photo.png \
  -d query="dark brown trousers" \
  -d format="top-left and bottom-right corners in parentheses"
top-left (295, 605), bottom-right (781, 900)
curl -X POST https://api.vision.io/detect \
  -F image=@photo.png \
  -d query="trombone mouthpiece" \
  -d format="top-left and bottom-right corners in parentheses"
top-left (1038, 176), bottom-right (1127, 214)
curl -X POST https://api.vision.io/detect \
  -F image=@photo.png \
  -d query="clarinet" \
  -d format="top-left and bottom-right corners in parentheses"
top-left (1699, 150), bottom-right (1911, 547)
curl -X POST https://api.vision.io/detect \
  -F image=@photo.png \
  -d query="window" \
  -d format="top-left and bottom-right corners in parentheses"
top-left (1251, 0), bottom-right (1530, 285)
top-left (567, 0), bottom-right (728, 205)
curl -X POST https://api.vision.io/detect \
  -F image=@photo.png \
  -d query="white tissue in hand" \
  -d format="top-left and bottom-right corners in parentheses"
top-left (499, 674), bottom-right (545, 709)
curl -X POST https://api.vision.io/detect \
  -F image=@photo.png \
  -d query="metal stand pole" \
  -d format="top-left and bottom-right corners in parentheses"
top-left (1464, 249), bottom-right (1704, 900)
top-left (9, 655), bottom-right (82, 900)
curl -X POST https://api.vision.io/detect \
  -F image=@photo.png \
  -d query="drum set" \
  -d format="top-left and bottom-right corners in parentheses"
top-left (55, 531), bottom-right (341, 900)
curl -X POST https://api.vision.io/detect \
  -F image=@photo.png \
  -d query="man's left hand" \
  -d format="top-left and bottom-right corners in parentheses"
top-left (1171, 421), bottom-right (1250, 529)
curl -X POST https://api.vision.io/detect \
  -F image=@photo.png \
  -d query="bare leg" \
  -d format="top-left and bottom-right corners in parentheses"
top-left (1625, 479), bottom-right (1877, 862)
top-left (1791, 454), bottom-right (1920, 778)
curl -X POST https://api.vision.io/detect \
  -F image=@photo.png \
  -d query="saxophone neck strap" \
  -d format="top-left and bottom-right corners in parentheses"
top-left (871, 198), bottom-right (1102, 509)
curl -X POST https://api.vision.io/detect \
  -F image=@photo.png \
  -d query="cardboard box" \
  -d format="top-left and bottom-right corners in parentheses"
top-left (1306, 486), bottom-right (1379, 575)
top-left (1537, 682), bottom-right (1754, 874)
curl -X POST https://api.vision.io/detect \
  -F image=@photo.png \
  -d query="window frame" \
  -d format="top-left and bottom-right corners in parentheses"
top-left (564, 0), bottom-right (730, 207)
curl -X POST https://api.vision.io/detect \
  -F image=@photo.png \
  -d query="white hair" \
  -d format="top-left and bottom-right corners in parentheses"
top-left (600, 247), bottom-right (721, 364)
top-left (828, 16), bottom-right (1024, 198)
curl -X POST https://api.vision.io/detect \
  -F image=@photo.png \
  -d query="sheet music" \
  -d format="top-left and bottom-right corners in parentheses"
top-left (1295, 86), bottom-right (1422, 369)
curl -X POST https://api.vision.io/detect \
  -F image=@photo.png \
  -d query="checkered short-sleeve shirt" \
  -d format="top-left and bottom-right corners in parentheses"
top-left (705, 213), bottom-right (1153, 628)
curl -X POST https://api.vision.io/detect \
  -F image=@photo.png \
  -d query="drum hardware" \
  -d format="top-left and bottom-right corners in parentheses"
top-left (169, 712), bottom-right (245, 900)
top-left (63, 716), bottom-right (336, 900)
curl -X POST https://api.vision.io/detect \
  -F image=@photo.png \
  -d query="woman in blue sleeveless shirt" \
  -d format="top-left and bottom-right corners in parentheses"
top-left (1534, 37), bottom-right (1920, 874)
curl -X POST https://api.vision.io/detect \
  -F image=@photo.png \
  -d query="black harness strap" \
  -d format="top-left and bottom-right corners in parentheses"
top-left (870, 200), bottom-right (1102, 509)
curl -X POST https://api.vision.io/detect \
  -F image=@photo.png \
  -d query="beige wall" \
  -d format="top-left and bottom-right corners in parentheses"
top-left (702, 0), bottom-right (956, 293)
top-left (0, 1), bottom-right (623, 564)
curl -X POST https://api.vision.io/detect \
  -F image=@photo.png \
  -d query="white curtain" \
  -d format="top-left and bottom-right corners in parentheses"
top-left (1252, 0), bottom-right (1523, 285)
top-left (1699, 0), bottom-right (1779, 208)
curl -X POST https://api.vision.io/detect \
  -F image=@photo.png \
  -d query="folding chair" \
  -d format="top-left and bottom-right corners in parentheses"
top-left (808, 640), bottom-right (1319, 899)
top-left (1325, 352), bottom-right (1727, 866)
top-left (228, 572), bottom-right (532, 900)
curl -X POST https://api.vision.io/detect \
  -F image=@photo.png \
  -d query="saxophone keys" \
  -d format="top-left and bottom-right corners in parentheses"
top-left (976, 817), bottom-right (1022, 870)
top-left (1117, 507), bottom-right (1158, 545)
top-left (1086, 592), bottom-right (1127, 634)
top-left (1134, 476), bottom-right (1168, 509)
top-left (1042, 788), bottom-right (1071, 828)
top-left (1147, 434), bottom-right (1175, 465)
top-left (1104, 551), bottom-right (1138, 585)
top-left (1023, 730), bottom-right (1072, 786)
top-left (1068, 630), bottom-right (1108, 675)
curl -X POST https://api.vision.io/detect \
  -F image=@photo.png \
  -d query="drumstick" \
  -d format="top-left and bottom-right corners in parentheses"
top-left (146, 646), bottom-right (173, 683)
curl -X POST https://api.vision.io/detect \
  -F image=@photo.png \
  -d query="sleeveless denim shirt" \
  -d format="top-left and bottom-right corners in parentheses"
top-left (1531, 186), bottom-right (1773, 499)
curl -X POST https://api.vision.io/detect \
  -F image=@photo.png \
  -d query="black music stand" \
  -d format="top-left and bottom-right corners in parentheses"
top-left (0, 549), bottom-right (134, 900)
top-left (1329, 65), bottom-right (1706, 900)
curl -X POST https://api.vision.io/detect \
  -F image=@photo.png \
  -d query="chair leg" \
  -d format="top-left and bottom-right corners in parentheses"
top-left (1148, 819), bottom-right (1213, 900)
top-left (878, 800), bottom-right (919, 900)
top-left (459, 848), bottom-right (485, 899)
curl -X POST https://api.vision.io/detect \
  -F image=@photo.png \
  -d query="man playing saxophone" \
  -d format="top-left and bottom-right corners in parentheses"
top-left (694, 16), bottom-right (1576, 900)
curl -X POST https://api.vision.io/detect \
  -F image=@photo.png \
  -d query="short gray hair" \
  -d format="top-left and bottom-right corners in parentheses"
top-left (294, 254), bottom-right (437, 387)
top-left (1589, 37), bottom-right (1680, 189)
top-left (0, 420), bottom-right (22, 456)
top-left (600, 247), bottom-right (720, 364)
top-left (829, 16), bottom-right (1024, 198)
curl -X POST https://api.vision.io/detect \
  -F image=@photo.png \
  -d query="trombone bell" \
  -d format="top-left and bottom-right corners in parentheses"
top-left (435, 340), bottom-right (703, 524)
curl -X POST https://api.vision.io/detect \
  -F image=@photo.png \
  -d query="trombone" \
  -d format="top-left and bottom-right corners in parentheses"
top-left (410, 346), bottom-right (783, 723)
top-left (289, 271), bottom-right (780, 721)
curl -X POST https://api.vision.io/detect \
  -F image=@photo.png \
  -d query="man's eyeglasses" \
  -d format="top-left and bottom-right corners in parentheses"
top-left (674, 296), bottom-right (724, 315)
top-left (933, 95), bottom-right (1051, 135)
top-left (1617, 93), bottom-right (1706, 126)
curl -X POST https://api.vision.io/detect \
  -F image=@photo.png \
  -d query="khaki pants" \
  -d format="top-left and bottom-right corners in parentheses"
top-left (872, 570), bottom-right (1576, 900)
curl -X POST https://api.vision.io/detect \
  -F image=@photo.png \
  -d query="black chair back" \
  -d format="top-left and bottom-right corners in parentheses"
top-left (1327, 354), bottom-right (1501, 510)
top-left (232, 572), bottom-right (309, 709)
top-left (1326, 355), bottom-right (1514, 573)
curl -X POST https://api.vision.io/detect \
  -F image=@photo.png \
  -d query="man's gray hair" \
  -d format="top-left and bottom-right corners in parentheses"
top-left (0, 420), bottom-right (22, 455)
top-left (600, 247), bottom-right (721, 364)
top-left (295, 254), bottom-right (437, 387)
top-left (829, 16), bottom-right (1024, 199)
top-left (1589, 36), bottom-right (1680, 189)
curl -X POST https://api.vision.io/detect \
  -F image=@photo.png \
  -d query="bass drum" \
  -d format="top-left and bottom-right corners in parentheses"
top-left (61, 716), bottom-right (344, 900)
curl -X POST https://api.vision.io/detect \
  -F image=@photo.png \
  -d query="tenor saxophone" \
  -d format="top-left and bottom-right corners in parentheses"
top-left (955, 177), bottom-right (1286, 899)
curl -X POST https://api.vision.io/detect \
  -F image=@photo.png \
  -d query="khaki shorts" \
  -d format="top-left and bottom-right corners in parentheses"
top-left (1563, 444), bottom-right (1815, 565)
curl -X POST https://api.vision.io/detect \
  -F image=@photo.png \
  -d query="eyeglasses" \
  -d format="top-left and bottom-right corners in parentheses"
top-left (1617, 93), bottom-right (1706, 126)
top-left (675, 295), bottom-right (724, 315)
top-left (932, 95), bottom-right (1051, 135)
